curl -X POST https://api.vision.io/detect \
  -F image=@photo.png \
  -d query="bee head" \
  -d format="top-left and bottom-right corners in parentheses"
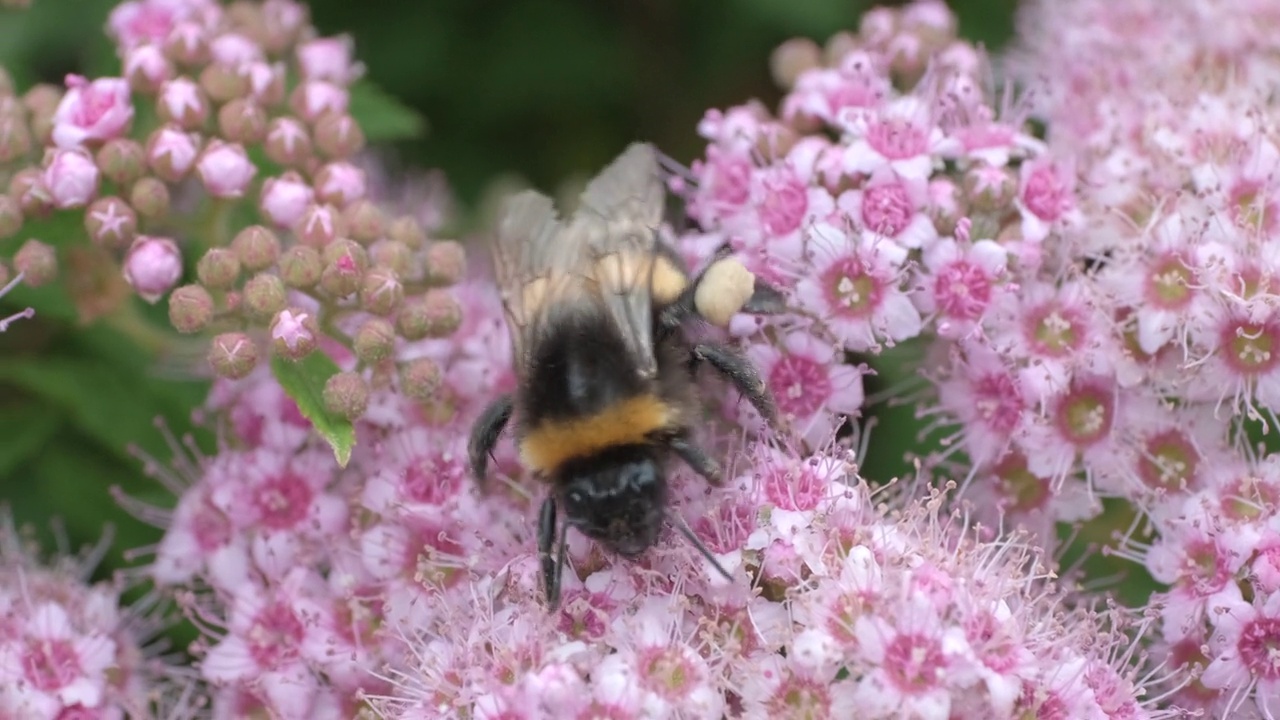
top-left (558, 445), bottom-right (666, 557)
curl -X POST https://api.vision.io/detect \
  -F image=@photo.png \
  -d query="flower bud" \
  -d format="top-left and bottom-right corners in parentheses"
top-left (400, 358), bottom-right (442, 401)
top-left (96, 138), bottom-right (146, 186)
top-left (50, 75), bottom-right (134, 150)
top-left (370, 239), bottom-right (412, 277)
top-left (770, 38), bottom-right (822, 91)
top-left (323, 371), bottom-right (369, 420)
top-left (293, 203), bottom-right (343, 248)
top-left (23, 84), bottom-right (61, 144)
top-left (279, 245), bottom-right (322, 288)
top-left (0, 195), bottom-right (22, 240)
top-left (156, 77), bottom-right (209, 130)
top-left (928, 177), bottom-right (965, 237)
top-left (963, 164), bottom-right (1018, 213)
top-left (388, 215), bottom-right (426, 249)
top-left (197, 247), bottom-right (241, 290)
top-left (123, 235), bottom-right (182, 302)
top-left (290, 80), bottom-right (349, 124)
top-left (165, 22), bottom-right (209, 67)
top-left (84, 196), bottom-right (136, 249)
top-left (319, 239), bottom-right (366, 298)
top-left (0, 106), bottom-right (33, 163)
top-left (824, 30), bottom-right (861, 67)
top-left (314, 161), bottom-right (365, 206)
top-left (260, 0), bottom-right (309, 54)
top-left (270, 308), bottom-right (317, 360)
top-left (217, 98), bottom-right (268, 144)
top-left (146, 125), bottom-right (200, 182)
top-left (342, 199), bottom-right (384, 245)
top-left (124, 45), bottom-right (173, 94)
top-left (244, 61), bottom-right (286, 107)
top-left (397, 289), bottom-right (461, 340)
top-left (129, 178), bottom-right (170, 222)
top-left (197, 140), bottom-right (257, 199)
top-left (259, 172), bottom-right (313, 228)
top-left (168, 284), bottom-right (214, 333)
top-left (314, 112), bottom-right (364, 159)
top-left (297, 36), bottom-right (361, 84)
top-left (43, 149), bottom-right (100, 209)
top-left (210, 32), bottom-right (264, 70)
top-left (9, 168), bottom-right (51, 218)
top-left (359, 267), bottom-right (403, 316)
top-left (199, 63), bottom-right (249, 104)
top-left (231, 225), bottom-right (280, 271)
top-left (223, 290), bottom-right (242, 314)
top-left (264, 117), bottom-right (311, 167)
top-left (243, 272), bottom-right (286, 321)
top-left (208, 332), bottom-right (258, 379)
top-left (425, 240), bottom-right (466, 286)
top-left (14, 239), bottom-right (56, 287)
top-left (354, 317), bottom-right (395, 364)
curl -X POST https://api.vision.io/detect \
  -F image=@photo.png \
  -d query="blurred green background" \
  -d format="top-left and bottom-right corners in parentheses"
top-left (0, 0), bottom-right (1018, 575)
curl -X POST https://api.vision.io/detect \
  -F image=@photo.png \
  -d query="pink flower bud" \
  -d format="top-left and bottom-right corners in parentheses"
top-left (96, 138), bottom-right (146, 186)
top-left (50, 75), bottom-right (135, 149)
top-left (156, 77), bottom-right (208, 129)
top-left (244, 61), bottom-right (286, 106)
top-left (0, 195), bottom-right (21, 240)
top-left (198, 63), bottom-right (249, 104)
top-left (124, 45), bottom-right (173, 94)
top-left (123, 235), bottom-right (182, 303)
top-left (209, 32), bottom-right (263, 70)
top-left (400, 357), bottom-right (442, 401)
top-left (108, 0), bottom-right (183, 50)
top-left (261, 0), bottom-right (309, 54)
top-left (146, 125), bottom-right (200, 182)
top-left (43, 148), bottom-right (100, 209)
top-left (296, 36), bottom-right (363, 85)
top-left (270, 307), bottom-right (316, 359)
top-left (354, 317), bottom-right (394, 362)
top-left (425, 240), bottom-right (466, 286)
top-left (168, 284), bottom-right (214, 333)
top-left (314, 161), bottom-right (366, 206)
top-left (165, 21), bottom-right (210, 67)
top-left (263, 117), bottom-right (311, 166)
top-left (231, 225), bottom-right (280, 271)
top-left (14, 239), bottom-right (56, 287)
top-left (9, 168), bottom-right (51, 218)
top-left (289, 80), bottom-right (348, 124)
top-left (0, 105), bottom-right (33, 164)
top-left (243, 272), bottom-right (286, 321)
top-left (323, 371), bottom-right (369, 420)
top-left (130, 176), bottom-right (170, 219)
top-left (196, 140), bottom-right (256, 199)
top-left (259, 172), bottom-right (313, 227)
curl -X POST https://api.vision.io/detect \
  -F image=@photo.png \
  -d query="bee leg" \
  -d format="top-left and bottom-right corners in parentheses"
top-left (538, 496), bottom-right (568, 611)
top-left (692, 343), bottom-right (778, 426)
top-left (668, 435), bottom-right (723, 486)
top-left (467, 394), bottom-right (514, 489)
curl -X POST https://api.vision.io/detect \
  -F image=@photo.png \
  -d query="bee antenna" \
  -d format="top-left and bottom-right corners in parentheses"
top-left (668, 512), bottom-right (733, 582)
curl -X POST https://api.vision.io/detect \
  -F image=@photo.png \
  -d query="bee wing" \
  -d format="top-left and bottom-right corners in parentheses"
top-left (492, 189), bottom-right (594, 380)
top-left (570, 142), bottom-right (666, 379)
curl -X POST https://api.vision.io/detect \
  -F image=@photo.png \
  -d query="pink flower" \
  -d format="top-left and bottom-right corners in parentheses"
top-left (794, 222), bottom-right (922, 352)
top-left (0, 603), bottom-right (118, 717)
top-left (260, 172), bottom-right (315, 227)
top-left (296, 36), bottom-right (363, 85)
top-left (837, 167), bottom-right (937, 248)
top-left (157, 76), bottom-right (208, 128)
top-left (1202, 593), bottom-right (1280, 718)
top-left (781, 55), bottom-right (889, 127)
top-left (746, 330), bottom-right (865, 447)
top-left (42, 149), bottom-right (100, 209)
top-left (841, 96), bottom-right (951, 181)
top-left (107, 0), bottom-right (217, 49)
top-left (1016, 158), bottom-right (1077, 242)
top-left (197, 140), bottom-right (257, 198)
top-left (123, 235), bottom-right (182, 303)
top-left (915, 236), bottom-right (1008, 338)
top-left (50, 75), bottom-right (134, 149)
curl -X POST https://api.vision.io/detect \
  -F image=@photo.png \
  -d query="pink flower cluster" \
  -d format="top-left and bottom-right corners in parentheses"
top-left (0, 512), bottom-right (190, 718)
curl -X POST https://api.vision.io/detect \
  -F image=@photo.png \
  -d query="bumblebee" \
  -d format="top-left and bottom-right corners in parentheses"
top-left (467, 143), bottom-right (782, 610)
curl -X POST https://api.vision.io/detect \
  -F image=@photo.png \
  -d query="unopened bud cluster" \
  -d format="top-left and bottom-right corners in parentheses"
top-left (0, 0), bottom-right (463, 422)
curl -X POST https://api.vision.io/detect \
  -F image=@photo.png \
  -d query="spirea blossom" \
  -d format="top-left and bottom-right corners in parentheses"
top-left (0, 511), bottom-right (193, 718)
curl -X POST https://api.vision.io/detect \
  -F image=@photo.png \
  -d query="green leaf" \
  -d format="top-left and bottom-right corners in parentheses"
top-left (0, 403), bottom-right (62, 479)
top-left (348, 79), bottom-right (427, 142)
top-left (270, 352), bottom-right (355, 467)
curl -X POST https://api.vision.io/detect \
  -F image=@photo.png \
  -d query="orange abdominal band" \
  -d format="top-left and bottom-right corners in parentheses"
top-left (519, 394), bottom-right (676, 475)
